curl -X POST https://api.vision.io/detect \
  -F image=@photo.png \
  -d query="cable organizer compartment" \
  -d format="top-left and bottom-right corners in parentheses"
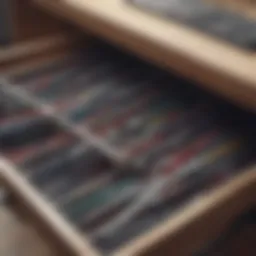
top-left (0, 42), bottom-right (256, 256)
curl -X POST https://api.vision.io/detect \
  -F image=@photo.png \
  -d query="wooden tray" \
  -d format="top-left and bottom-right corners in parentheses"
top-left (0, 39), bottom-right (256, 256)
top-left (1, 157), bottom-right (255, 256)
top-left (32, 0), bottom-right (256, 112)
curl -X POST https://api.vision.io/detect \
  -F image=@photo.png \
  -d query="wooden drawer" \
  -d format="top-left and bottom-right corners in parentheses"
top-left (0, 37), bottom-right (255, 256)
top-left (32, 0), bottom-right (256, 112)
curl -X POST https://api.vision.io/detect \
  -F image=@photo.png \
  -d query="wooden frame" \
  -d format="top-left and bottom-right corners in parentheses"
top-left (0, 196), bottom-right (57, 256)
top-left (33, 0), bottom-right (256, 111)
top-left (1, 159), bottom-right (255, 256)
top-left (0, 158), bottom-right (99, 256)
top-left (0, 40), bottom-right (255, 255)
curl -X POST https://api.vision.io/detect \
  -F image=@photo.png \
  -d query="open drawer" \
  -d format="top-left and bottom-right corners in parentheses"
top-left (30, 0), bottom-right (256, 112)
top-left (0, 38), bottom-right (256, 256)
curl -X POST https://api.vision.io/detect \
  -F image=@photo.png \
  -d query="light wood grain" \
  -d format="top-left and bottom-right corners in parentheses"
top-left (1, 156), bottom-right (255, 256)
top-left (0, 33), bottom-right (83, 72)
top-left (0, 158), bottom-right (100, 256)
top-left (114, 167), bottom-right (256, 256)
top-left (0, 204), bottom-right (54, 256)
top-left (34, 0), bottom-right (256, 111)
top-left (12, 0), bottom-right (71, 43)
top-left (0, 33), bottom-right (78, 63)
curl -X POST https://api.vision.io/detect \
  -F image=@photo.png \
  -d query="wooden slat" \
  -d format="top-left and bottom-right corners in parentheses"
top-left (0, 204), bottom-right (54, 256)
top-left (0, 51), bottom-right (77, 78)
top-left (34, 0), bottom-right (256, 111)
top-left (0, 34), bottom-right (78, 63)
top-left (0, 33), bottom-right (84, 76)
top-left (0, 33), bottom-right (82, 66)
top-left (114, 167), bottom-right (256, 256)
top-left (0, 158), bottom-right (100, 256)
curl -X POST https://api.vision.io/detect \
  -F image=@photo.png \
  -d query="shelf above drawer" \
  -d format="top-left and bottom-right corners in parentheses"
top-left (33, 0), bottom-right (256, 111)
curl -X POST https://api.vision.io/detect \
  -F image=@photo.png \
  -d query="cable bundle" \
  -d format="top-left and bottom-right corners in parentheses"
top-left (0, 42), bottom-right (255, 253)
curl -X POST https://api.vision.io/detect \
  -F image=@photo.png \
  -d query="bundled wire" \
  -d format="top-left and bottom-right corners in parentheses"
top-left (0, 42), bottom-right (255, 253)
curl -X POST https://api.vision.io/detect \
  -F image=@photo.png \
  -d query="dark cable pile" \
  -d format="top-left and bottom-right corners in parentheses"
top-left (0, 42), bottom-right (255, 253)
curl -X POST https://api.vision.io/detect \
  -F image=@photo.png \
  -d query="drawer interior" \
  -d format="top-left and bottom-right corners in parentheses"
top-left (0, 40), bottom-right (255, 256)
